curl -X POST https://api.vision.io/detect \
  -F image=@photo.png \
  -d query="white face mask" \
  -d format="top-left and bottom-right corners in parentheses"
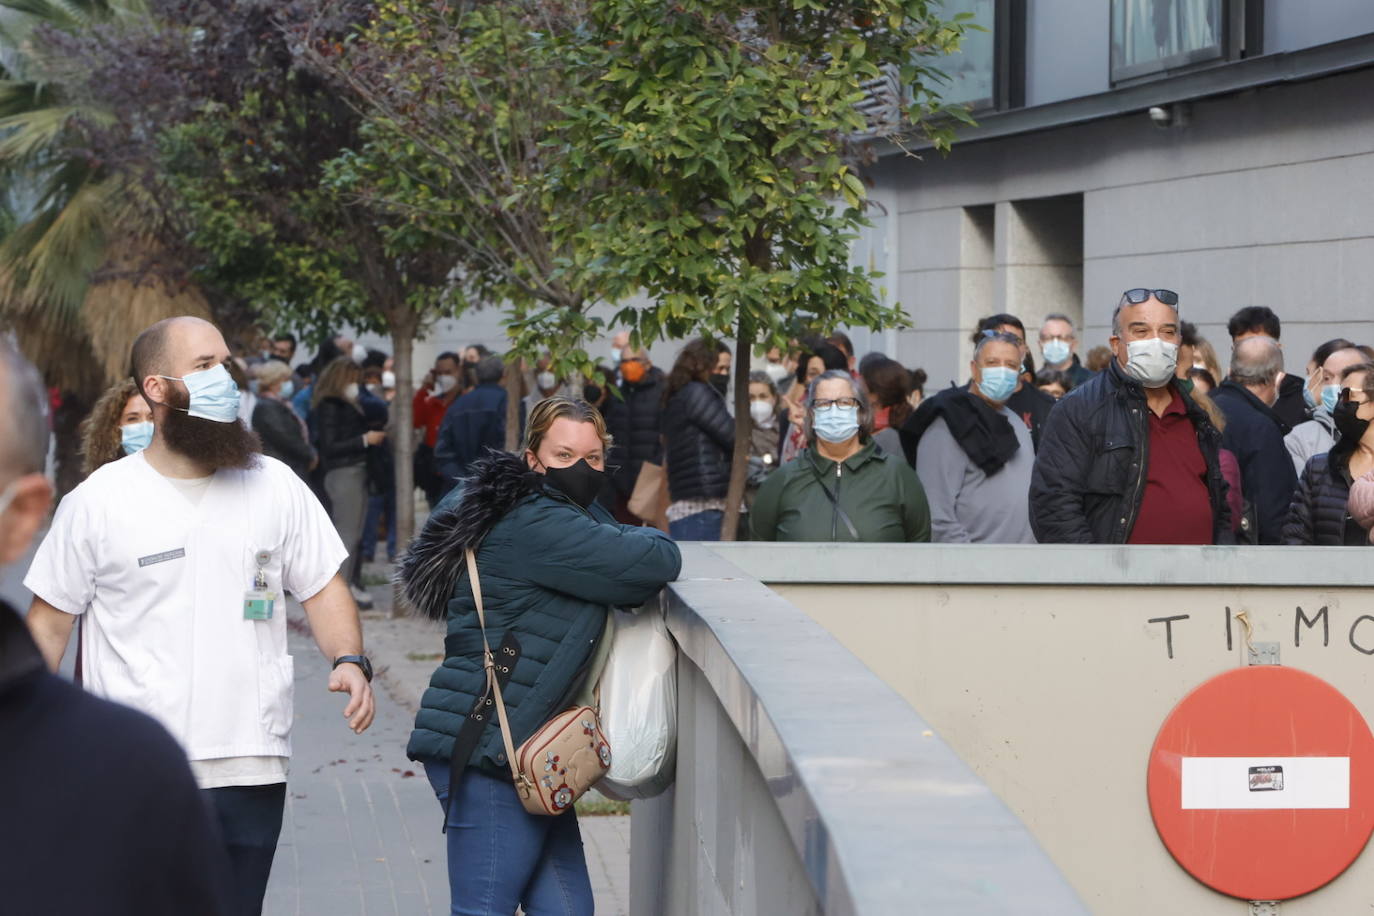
top-left (351, 344), bottom-right (367, 365)
top-left (536, 371), bottom-right (558, 391)
top-left (343, 382), bottom-right (360, 401)
top-left (764, 363), bottom-right (792, 385)
top-left (1123, 338), bottom-right (1179, 389)
top-left (749, 400), bottom-right (775, 427)
top-left (382, 370), bottom-right (396, 389)
top-left (433, 373), bottom-right (457, 395)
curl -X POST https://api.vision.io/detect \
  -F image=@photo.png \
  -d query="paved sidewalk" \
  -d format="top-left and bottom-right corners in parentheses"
top-left (263, 570), bottom-right (630, 916)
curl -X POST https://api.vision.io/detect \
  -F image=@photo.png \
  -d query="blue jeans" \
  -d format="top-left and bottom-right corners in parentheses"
top-left (669, 509), bottom-right (724, 541)
top-left (423, 761), bottom-right (593, 916)
top-left (203, 782), bottom-right (286, 916)
top-left (360, 490), bottom-right (397, 562)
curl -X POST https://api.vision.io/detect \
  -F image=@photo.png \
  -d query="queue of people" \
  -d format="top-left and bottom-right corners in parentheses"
top-left (11, 295), bottom-right (1374, 916)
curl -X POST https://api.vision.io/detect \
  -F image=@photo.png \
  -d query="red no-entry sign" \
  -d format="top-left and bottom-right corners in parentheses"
top-left (1147, 666), bottom-right (1374, 900)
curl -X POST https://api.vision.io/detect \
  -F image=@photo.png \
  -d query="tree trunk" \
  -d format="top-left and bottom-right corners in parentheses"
top-left (387, 311), bottom-right (419, 618)
top-left (720, 315), bottom-right (754, 541)
top-left (504, 354), bottom-right (523, 452)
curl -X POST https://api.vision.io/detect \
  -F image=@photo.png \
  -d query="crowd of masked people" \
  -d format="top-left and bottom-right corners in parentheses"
top-left (78, 293), bottom-right (1374, 557)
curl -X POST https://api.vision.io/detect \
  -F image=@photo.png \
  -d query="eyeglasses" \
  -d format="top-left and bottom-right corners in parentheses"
top-left (1119, 288), bottom-right (1180, 306)
top-left (812, 397), bottom-right (861, 410)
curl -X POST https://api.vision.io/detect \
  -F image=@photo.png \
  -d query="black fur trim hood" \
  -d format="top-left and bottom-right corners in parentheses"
top-left (397, 451), bottom-right (544, 620)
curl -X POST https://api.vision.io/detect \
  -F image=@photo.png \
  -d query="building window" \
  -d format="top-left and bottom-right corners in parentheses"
top-left (941, 0), bottom-right (997, 110)
top-left (933, 0), bottom-right (1025, 113)
top-left (1111, 0), bottom-right (1225, 82)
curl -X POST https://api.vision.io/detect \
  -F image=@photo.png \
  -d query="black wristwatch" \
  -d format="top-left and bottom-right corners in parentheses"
top-left (332, 655), bottom-right (374, 682)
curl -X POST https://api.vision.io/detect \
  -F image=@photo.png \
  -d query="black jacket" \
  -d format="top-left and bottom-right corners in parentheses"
top-left (1283, 452), bottom-right (1362, 545)
top-left (314, 396), bottom-right (369, 472)
top-left (252, 396), bottom-right (313, 479)
top-left (663, 380), bottom-right (734, 502)
top-left (435, 383), bottom-right (509, 492)
top-left (900, 385), bottom-right (1021, 474)
top-left (0, 604), bottom-right (234, 915)
top-left (358, 387), bottom-right (394, 496)
top-left (1029, 361), bottom-right (1232, 544)
top-left (1005, 383), bottom-right (1056, 451)
top-left (1273, 371), bottom-right (1310, 430)
top-left (1211, 381), bottom-right (1298, 545)
top-left (604, 367), bottom-right (666, 499)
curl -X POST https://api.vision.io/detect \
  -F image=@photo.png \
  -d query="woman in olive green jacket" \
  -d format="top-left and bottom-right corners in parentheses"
top-left (750, 370), bottom-right (931, 542)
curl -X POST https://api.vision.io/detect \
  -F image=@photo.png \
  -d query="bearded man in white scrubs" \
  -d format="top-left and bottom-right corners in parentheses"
top-left (25, 316), bottom-right (376, 916)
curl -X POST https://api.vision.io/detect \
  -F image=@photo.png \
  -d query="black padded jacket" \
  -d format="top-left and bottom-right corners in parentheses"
top-left (1030, 360), bottom-right (1232, 544)
top-left (663, 380), bottom-right (734, 502)
top-left (1283, 452), bottom-right (1361, 545)
top-left (604, 368), bottom-right (666, 499)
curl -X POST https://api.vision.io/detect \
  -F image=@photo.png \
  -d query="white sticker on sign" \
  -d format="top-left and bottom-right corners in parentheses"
top-left (1181, 757), bottom-right (1349, 810)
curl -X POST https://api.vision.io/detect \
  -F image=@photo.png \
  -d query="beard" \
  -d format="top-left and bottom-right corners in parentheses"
top-left (160, 385), bottom-right (262, 471)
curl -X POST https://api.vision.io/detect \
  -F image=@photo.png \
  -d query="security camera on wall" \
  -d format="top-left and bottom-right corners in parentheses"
top-left (1148, 104), bottom-right (1190, 129)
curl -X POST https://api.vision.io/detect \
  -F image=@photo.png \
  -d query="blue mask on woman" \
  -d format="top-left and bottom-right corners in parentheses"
top-left (159, 364), bottom-right (241, 423)
top-left (812, 405), bottom-right (860, 443)
top-left (279, 379), bottom-right (295, 401)
top-left (976, 366), bottom-right (1019, 403)
top-left (1321, 384), bottom-right (1341, 415)
top-left (120, 421), bottom-right (154, 455)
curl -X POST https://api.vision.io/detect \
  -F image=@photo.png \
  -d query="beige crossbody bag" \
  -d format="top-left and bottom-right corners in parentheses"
top-left (467, 549), bottom-right (611, 816)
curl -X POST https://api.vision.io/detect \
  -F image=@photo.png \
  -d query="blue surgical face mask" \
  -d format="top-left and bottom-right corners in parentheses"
top-left (159, 363), bottom-right (241, 424)
top-left (976, 365), bottom-right (1019, 403)
top-left (1303, 383), bottom-right (1317, 409)
top-left (1041, 338), bottom-right (1071, 366)
top-left (120, 421), bottom-right (154, 455)
top-left (279, 379), bottom-right (295, 400)
top-left (1321, 384), bottom-right (1341, 415)
top-left (812, 405), bottom-right (860, 443)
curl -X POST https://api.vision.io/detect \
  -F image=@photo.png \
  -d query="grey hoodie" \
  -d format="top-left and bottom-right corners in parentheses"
top-left (1284, 410), bottom-right (1336, 478)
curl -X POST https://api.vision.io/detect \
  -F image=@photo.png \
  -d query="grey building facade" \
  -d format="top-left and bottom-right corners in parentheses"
top-left (856, 0), bottom-right (1374, 391)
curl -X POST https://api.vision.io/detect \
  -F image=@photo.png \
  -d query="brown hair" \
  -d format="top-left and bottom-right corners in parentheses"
top-left (312, 357), bottom-right (362, 408)
top-left (861, 357), bottom-right (913, 427)
top-left (522, 397), bottom-right (613, 456)
top-left (80, 379), bottom-right (143, 476)
top-left (663, 337), bottom-right (729, 406)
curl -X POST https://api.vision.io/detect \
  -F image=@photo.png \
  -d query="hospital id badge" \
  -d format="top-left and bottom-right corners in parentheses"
top-left (244, 588), bottom-right (276, 620)
top-left (245, 551), bottom-right (275, 620)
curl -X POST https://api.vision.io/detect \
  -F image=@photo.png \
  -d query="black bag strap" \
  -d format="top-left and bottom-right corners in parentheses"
top-left (807, 457), bottom-right (860, 540)
top-left (443, 555), bottom-right (522, 831)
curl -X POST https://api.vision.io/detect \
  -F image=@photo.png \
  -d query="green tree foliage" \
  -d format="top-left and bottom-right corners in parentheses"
top-left (59, 0), bottom-right (461, 546)
top-left (312, 0), bottom-right (613, 386)
top-left (553, 0), bottom-right (971, 537)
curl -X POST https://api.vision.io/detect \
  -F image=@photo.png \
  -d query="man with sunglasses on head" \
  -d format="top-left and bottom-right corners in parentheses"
top-left (1030, 289), bottom-right (1232, 545)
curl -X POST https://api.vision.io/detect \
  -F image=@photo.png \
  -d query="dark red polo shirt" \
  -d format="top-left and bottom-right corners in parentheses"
top-left (1128, 387), bottom-right (1213, 544)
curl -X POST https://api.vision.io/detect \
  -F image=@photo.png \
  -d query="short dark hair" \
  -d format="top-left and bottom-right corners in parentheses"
top-left (971, 314), bottom-right (1026, 345)
top-left (1227, 306), bottom-right (1281, 341)
top-left (827, 331), bottom-right (854, 358)
top-left (362, 348), bottom-right (388, 369)
top-left (273, 333), bottom-right (297, 347)
top-left (475, 354), bottom-right (505, 385)
top-left (1341, 361), bottom-right (1374, 391)
top-left (795, 343), bottom-right (848, 386)
top-left (436, 351), bottom-right (461, 367)
top-left (1034, 368), bottom-right (1074, 392)
top-left (1311, 338), bottom-right (1357, 368)
top-left (1179, 321), bottom-right (1200, 348)
top-left (130, 318), bottom-right (178, 399)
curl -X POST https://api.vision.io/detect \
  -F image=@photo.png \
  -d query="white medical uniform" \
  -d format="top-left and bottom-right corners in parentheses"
top-left (25, 452), bottom-right (347, 788)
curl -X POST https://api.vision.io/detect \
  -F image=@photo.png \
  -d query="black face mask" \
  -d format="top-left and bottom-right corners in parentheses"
top-left (543, 458), bottom-right (604, 509)
top-left (709, 374), bottom-right (729, 397)
top-left (1333, 399), bottom-right (1372, 443)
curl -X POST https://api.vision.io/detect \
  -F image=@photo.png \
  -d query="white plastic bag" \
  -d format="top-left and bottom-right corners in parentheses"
top-left (597, 606), bottom-right (677, 800)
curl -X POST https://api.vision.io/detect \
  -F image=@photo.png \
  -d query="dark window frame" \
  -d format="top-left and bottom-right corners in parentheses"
top-left (940, 0), bottom-right (1026, 114)
top-left (1110, 0), bottom-right (1263, 86)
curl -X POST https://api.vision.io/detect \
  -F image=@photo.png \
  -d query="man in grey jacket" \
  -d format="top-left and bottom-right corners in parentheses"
top-left (911, 332), bottom-right (1036, 543)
